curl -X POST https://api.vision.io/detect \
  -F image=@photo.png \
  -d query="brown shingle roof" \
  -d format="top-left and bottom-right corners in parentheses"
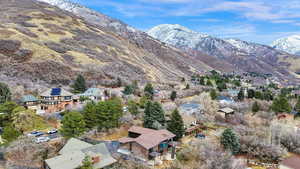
top-left (120, 126), bottom-right (175, 150)
top-left (281, 155), bottom-right (300, 169)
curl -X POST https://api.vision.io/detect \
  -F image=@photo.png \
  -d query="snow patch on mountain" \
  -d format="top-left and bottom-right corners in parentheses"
top-left (272, 35), bottom-right (300, 55)
top-left (148, 24), bottom-right (209, 49)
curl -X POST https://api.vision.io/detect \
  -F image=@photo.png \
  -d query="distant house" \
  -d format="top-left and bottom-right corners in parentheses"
top-left (217, 96), bottom-right (234, 105)
top-left (119, 126), bottom-right (176, 161)
top-left (181, 115), bottom-right (202, 135)
top-left (178, 102), bottom-right (203, 116)
top-left (279, 155), bottom-right (300, 169)
top-left (227, 89), bottom-right (239, 98)
top-left (40, 88), bottom-right (74, 113)
top-left (77, 88), bottom-right (108, 101)
top-left (45, 138), bottom-right (116, 169)
top-left (21, 95), bottom-right (39, 110)
top-left (218, 107), bottom-right (235, 119)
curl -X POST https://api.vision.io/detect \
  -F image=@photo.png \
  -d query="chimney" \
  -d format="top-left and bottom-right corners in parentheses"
top-left (92, 156), bottom-right (100, 164)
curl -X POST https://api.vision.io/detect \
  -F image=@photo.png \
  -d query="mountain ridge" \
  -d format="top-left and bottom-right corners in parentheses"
top-left (148, 24), bottom-right (300, 80)
top-left (272, 35), bottom-right (300, 56)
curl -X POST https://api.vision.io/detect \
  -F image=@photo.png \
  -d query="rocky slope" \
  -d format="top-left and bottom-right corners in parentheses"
top-left (0, 0), bottom-right (212, 93)
top-left (272, 35), bottom-right (300, 56)
top-left (148, 24), bottom-right (300, 79)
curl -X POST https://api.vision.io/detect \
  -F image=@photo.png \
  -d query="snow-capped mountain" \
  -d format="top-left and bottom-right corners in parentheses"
top-left (272, 35), bottom-right (300, 55)
top-left (148, 24), bottom-right (299, 78)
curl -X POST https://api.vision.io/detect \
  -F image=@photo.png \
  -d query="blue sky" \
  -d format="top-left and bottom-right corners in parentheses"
top-left (73, 0), bottom-right (300, 44)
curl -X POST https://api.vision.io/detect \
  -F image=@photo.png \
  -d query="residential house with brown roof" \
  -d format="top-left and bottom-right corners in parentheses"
top-left (40, 88), bottom-right (74, 113)
top-left (119, 126), bottom-right (176, 161)
top-left (279, 155), bottom-right (300, 169)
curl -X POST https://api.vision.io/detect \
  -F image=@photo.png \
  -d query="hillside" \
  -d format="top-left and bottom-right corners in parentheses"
top-left (0, 0), bottom-right (211, 92)
top-left (148, 24), bottom-right (300, 80)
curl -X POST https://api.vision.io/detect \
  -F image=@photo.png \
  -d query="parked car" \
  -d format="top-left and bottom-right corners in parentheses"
top-left (195, 133), bottom-right (206, 139)
top-left (47, 129), bottom-right (58, 134)
top-left (35, 136), bottom-right (50, 143)
top-left (27, 131), bottom-right (44, 137)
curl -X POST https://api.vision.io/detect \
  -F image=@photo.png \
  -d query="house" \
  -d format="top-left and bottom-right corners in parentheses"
top-left (218, 107), bottom-right (235, 119)
top-left (181, 115), bottom-right (202, 135)
top-left (119, 126), bottom-right (176, 161)
top-left (40, 88), bottom-right (74, 113)
top-left (21, 95), bottom-right (39, 110)
top-left (45, 138), bottom-right (116, 169)
top-left (77, 88), bottom-right (108, 101)
top-left (178, 102), bottom-right (203, 116)
top-left (279, 155), bottom-right (300, 169)
top-left (217, 96), bottom-right (234, 105)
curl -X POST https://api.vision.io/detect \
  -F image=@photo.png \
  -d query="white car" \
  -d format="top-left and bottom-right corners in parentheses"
top-left (35, 136), bottom-right (50, 143)
top-left (47, 129), bottom-right (58, 134)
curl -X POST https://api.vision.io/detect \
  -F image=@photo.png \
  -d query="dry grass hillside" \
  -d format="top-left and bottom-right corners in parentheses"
top-left (0, 0), bottom-right (211, 91)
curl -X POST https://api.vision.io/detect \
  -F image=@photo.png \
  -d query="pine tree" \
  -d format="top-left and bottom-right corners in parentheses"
top-left (143, 101), bottom-right (165, 129)
top-left (247, 89), bottom-right (255, 99)
top-left (0, 82), bottom-right (11, 104)
top-left (82, 101), bottom-right (97, 129)
top-left (206, 79), bottom-right (213, 86)
top-left (128, 100), bottom-right (140, 115)
top-left (271, 96), bottom-right (292, 113)
top-left (170, 91), bottom-right (177, 101)
top-left (60, 111), bottom-right (86, 138)
top-left (252, 101), bottom-right (260, 113)
top-left (96, 98), bottom-right (123, 131)
top-left (144, 83), bottom-right (154, 99)
top-left (220, 128), bottom-right (240, 154)
top-left (80, 156), bottom-right (93, 169)
top-left (143, 101), bottom-right (155, 128)
top-left (72, 75), bottom-right (87, 93)
top-left (199, 77), bottom-right (205, 85)
top-left (185, 84), bottom-right (190, 89)
top-left (238, 89), bottom-right (244, 101)
top-left (210, 89), bottom-right (218, 100)
top-left (167, 109), bottom-right (185, 140)
top-left (294, 98), bottom-right (300, 113)
top-left (123, 85), bottom-right (134, 95)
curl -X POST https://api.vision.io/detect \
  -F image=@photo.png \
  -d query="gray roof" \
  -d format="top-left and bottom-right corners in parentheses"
top-left (41, 88), bottom-right (73, 97)
top-left (46, 138), bottom-right (116, 169)
top-left (21, 95), bottom-right (38, 102)
top-left (45, 151), bottom-right (85, 169)
top-left (81, 144), bottom-right (117, 168)
top-left (59, 138), bottom-right (92, 155)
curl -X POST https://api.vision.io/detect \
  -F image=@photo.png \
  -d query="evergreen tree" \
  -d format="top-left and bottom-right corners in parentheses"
top-left (128, 100), bottom-right (140, 115)
top-left (170, 91), bottom-right (177, 101)
top-left (199, 77), bottom-right (205, 85)
top-left (252, 101), bottom-right (260, 113)
top-left (72, 75), bottom-right (87, 93)
top-left (123, 85), bottom-right (134, 95)
top-left (144, 83), bottom-right (154, 99)
top-left (143, 101), bottom-right (155, 129)
top-left (167, 109), bottom-right (185, 140)
top-left (217, 82), bottom-right (227, 92)
top-left (295, 97), bottom-right (300, 112)
top-left (210, 89), bottom-right (218, 100)
top-left (206, 80), bottom-right (213, 86)
top-left (60, 111), bottom-right (86, 138)
top-left (254, 91), bottom-right (263, 100)
top-left (271, 96), bottom-right (292, 113)
top-left (1, 125), bottom-right (21, 144)
top-left (247, 89), bottom-right (255, 99)
top-left (143, 101), bottom-right (165, 129)
top-left (238, 89), bottom-right (245, 101)
top-left (116, 77), bottom-right (122, 87)
top-left (220, 128), bottom-right (240, 154)
top-left (80, 156), bottom-right (93, 169)
top-left (185, 84), bottom-right (190, 89)
top-left (0, 102), bottom-right (18, 126)
top-left (96, 98), bottom-right (123, 130)
top-left (82, 101), bottom-right (97, 129)
top-left (0, 82), bottom-right (11, 104)
top-left (139, 95), bottom-right (149, 109)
